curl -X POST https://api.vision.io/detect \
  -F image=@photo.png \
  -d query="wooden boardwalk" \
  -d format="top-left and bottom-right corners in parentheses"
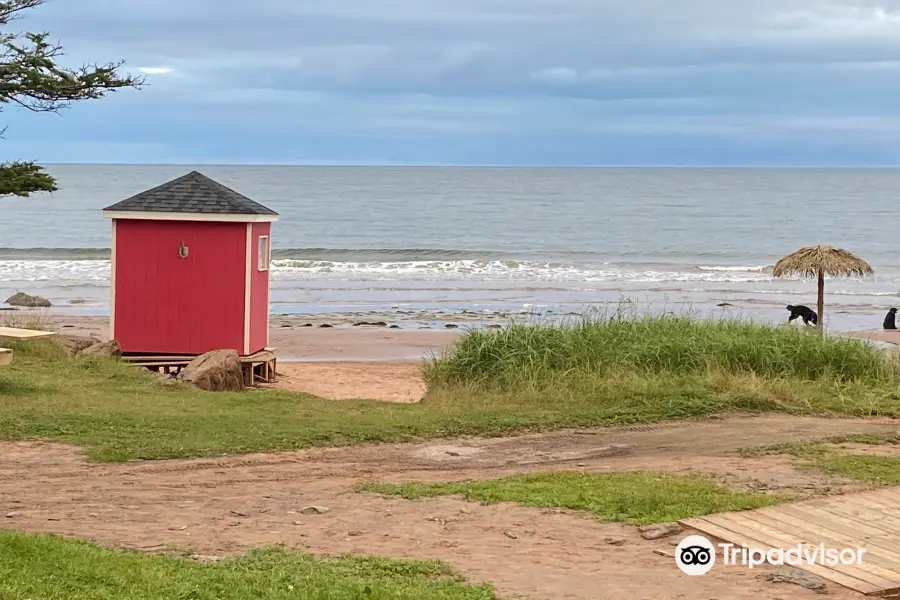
top-left (682, 488), bottom-right (900, 597)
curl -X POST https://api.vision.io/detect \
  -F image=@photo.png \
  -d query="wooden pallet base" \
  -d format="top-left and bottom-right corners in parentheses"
top-left (122, 348), bottom-right (277, 386)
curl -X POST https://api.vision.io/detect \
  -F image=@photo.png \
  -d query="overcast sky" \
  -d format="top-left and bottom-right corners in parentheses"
top-left (7, 0), bottom-right (900, 165)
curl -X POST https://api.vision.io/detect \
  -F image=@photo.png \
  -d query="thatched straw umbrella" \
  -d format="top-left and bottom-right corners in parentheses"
top-left (773, 245), bottom-right (873, 330)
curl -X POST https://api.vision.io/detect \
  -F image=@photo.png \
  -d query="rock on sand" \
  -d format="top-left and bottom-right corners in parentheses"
top-left (178, 349), bottom-right (244, 392)
top-left (5, 292), bottom-right (51, 308)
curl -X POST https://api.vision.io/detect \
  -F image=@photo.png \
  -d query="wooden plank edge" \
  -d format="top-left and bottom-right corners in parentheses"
top-left (719, 512), bottom-right (900, 586)
top-left (682, 516), bottom-right (883, 595)
top-left (754, 507), bottom-right (900, 564)
top-left (0, 327), bottom-right (58, 339)
top-left (803, 497), bottom-right (900, 534)
top-left (772, 503), bottom-right (895, 538)
top-left (124, 350), bottom-right (275, 361)
top-left (702, 513), bottom-right (899, 590)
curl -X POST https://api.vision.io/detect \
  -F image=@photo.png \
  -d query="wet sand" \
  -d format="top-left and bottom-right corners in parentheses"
top-left (38, 314), bottom-right (462, 363)
top-left (22, 299), bottom-right (899, 335)
top-left (843, 329), bottom-right (900, 345)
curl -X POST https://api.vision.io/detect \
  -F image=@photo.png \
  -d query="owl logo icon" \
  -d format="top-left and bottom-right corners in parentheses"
top-left (675, 535), bottom-right (716, 576)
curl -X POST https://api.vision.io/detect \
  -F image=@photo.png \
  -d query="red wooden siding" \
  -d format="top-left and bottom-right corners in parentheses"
top-left (248, 222), bottom-right (271, 353)
top-left (113, 219), bottom-right (247, 355)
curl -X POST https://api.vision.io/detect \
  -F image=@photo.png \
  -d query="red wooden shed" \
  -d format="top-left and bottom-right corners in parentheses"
top-left (102, 171), bottom-right (279, 359)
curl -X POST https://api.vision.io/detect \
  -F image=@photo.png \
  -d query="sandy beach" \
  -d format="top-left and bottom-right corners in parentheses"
top-left (39, 313), bottom-right (461, 361)
top-left (29, 313), bottom-right (457, 402)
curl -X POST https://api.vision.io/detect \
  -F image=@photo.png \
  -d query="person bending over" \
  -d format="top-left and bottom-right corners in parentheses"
top-left (786, 304), bottom-right (818, 326)
top-left (884, 308), bottom-right (898, 330)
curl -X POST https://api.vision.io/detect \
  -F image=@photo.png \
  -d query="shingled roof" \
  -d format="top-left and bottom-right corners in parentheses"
top-left (103, 171), bottom-right (279, 216)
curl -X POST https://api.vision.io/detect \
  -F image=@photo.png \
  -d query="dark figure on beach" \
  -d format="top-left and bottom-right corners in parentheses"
top-left (786, 304), bottom-right (818, 326)
top-left (884, 308), bottom-right (898, 330)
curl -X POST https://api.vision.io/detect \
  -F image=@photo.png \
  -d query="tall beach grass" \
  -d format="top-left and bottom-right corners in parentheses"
top-left (424, 309), bottom-right (899, 391)
top-left (2, 309), bottom-right (50, 331)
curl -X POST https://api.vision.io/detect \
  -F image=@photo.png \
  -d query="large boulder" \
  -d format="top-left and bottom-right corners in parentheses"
top-left (5, 292), bottom-right (51, 308)
top-left (80, 340), bottom-right (122, 358)
top-left (178, 349), bottom-right (245, 392)
top-left (57, 334), bottom-right (101, 357)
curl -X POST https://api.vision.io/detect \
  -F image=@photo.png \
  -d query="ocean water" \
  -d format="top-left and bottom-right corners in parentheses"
top-left (0, 165), bottom-right (898, 330)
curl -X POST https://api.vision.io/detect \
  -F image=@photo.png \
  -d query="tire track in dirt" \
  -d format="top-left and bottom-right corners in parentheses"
top-left (0, 414), bottom-right (896, 600)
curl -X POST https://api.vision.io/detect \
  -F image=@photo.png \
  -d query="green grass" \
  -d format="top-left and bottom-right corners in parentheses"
top-left (807, 454), bottom-right (900, 486)
top-left (2, 313), bottom-right (900, 462)
top-left (740, 432), bottom-right (900, 458)
top-left (741, 433), bottom-right (900, 486)
top-left (0, 531), bottom-right (496, 600)
top-left (358, 471), bottom-right (787, 525)
top-left (425, 312), bottom-right (897, 388)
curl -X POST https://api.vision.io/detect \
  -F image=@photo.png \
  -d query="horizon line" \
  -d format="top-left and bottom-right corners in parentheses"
top-left (40, 162), bottom-right (900, 169)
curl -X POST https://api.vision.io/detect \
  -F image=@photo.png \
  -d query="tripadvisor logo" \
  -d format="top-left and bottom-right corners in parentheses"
top-left (675, 535), bottom-right (867, 575)
top-left (676, 535), bottom-right (716, 576)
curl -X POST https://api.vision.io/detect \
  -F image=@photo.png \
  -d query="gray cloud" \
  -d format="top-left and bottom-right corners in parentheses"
top-left (11, 0), bottom-right (900, 164)
top-left (41, 1), bottom-right (900, 68)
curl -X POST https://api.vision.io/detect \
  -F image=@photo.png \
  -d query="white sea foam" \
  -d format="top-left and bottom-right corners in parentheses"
top-left (746, 289), bottom-right (900, 297)
top-left (0, 260), bottom-right (111, 283)
top-left (0, 259), bottom-right (896, 293)
top-left (266, 259), bottom-right (780, 283)
top-left (697, 265), bottom-right (771, 273)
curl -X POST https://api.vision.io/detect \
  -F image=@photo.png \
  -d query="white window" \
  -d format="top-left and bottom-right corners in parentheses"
top-left (257, 235), bottom-right (270, 271)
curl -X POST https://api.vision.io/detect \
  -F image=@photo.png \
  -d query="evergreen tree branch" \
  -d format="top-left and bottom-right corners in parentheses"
top-left (0, 0), bottom-right (143, 196)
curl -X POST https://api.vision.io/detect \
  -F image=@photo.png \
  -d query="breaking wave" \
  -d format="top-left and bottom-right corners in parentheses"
top-left (697, 265), bottom-right (771, 273)
top-left (0, 258), bottom-right (879, 286)
top-left (0, 249), bottom-right (894, 296)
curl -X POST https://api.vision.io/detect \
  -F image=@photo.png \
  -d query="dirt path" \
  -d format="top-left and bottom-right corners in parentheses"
top-left (1, 414), bottom-right (897, 600)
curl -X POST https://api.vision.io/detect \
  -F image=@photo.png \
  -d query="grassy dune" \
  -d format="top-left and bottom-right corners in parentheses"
top-left (425, 314), bottom-right (896, 388)
top-left (0, 315), bottom-right (898, 461)
top-left (424, 315), bottom-right (900, 417)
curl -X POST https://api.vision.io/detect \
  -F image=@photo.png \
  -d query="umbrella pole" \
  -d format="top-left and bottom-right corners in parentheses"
top-left (817, 268), bottom-right (825, 332)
